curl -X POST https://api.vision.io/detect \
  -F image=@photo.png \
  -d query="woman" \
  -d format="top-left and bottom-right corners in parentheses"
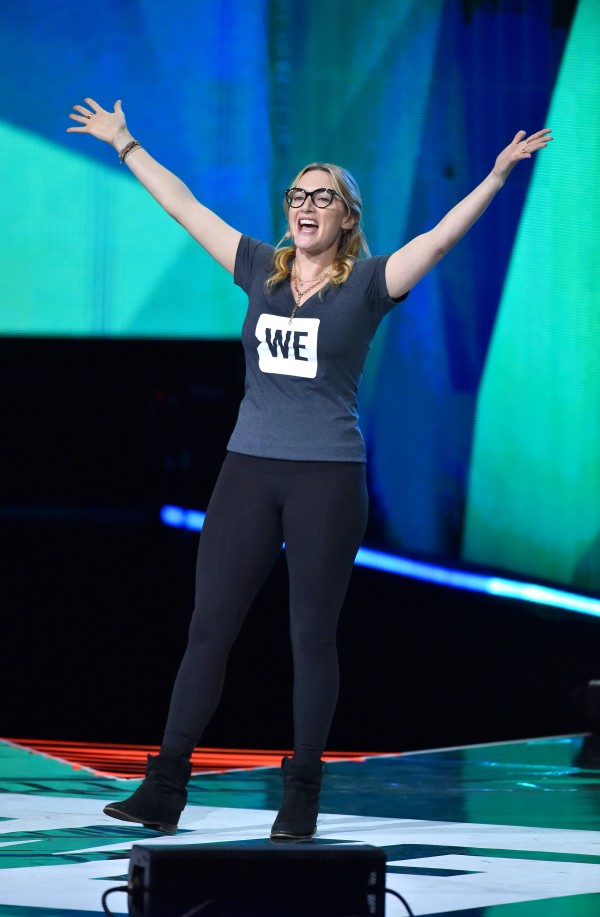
top-left (67, 99), bottom-right (551, 838)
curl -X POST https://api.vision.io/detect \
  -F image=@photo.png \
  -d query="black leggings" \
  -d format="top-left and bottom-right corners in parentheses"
top-left (161, 451), bottom-right (368, 763)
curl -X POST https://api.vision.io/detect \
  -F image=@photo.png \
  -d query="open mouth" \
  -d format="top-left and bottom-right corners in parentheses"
top-left (298, 218), bottom-right (319, 235)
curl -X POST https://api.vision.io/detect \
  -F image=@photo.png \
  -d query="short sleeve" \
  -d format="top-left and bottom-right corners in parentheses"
top-left (234, 235), bottom-right (276, 294)
top-left (365, 254), bottom-right (409, 323)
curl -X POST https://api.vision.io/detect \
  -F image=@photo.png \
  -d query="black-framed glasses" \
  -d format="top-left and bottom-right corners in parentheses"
top-left (284, 187), bottom-right (341, 208)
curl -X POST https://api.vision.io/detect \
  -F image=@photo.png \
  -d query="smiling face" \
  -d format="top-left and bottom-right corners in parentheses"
top-left (286, 169), bottom-right (355, 260)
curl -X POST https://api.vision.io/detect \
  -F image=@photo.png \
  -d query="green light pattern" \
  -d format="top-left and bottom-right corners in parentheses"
top-left (0, 121), bottom-right (246, 338)
top-left (463, 0), bottom-right (600, 590)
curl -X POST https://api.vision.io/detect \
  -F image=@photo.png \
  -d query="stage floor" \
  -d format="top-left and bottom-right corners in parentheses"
top-left (1, 734), bottom-right (600, 915)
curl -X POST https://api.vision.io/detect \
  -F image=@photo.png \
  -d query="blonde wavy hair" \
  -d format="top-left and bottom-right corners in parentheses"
top-left (264, 162), bottom-right (370, 292)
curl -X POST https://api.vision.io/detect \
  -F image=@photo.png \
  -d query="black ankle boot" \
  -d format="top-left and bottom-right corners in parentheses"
top-left (270, 756), bottom-right (324, 840)
top-left (103, 753), bottom-right (191, 834)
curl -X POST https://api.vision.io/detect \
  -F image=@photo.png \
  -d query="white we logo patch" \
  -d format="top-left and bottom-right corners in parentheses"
top-left (255, 314), bottom-right (320, 378)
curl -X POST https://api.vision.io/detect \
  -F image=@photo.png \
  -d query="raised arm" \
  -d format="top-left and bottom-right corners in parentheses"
top-left (67, 98), bottom-right (241, 274)
top-left (385, 129), bottom-right (553, 299)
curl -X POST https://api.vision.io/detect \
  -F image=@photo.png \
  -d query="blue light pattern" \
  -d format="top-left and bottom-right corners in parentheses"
top-left (159, 505), bottom-right (600, 619)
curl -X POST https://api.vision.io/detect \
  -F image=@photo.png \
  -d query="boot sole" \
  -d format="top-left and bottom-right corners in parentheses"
top-left (270, 829), bottom-right (316, 840)
top-left (103, 803), bottom-right (178, 835)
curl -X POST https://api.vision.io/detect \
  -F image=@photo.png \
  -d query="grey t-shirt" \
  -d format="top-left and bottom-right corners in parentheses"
top-left (228, 234), bottom-right (407, 462)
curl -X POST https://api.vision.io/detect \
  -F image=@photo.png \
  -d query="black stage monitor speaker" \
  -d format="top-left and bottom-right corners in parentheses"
top-left (127, 840), bottom-right (386, 917)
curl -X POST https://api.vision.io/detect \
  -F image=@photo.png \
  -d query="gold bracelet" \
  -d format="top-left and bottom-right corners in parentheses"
top-left (119, 140), bottom-right (141, 163)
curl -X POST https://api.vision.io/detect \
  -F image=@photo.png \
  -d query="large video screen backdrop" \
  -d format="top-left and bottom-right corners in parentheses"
top-left (1, 0), bottom-right (598, 593)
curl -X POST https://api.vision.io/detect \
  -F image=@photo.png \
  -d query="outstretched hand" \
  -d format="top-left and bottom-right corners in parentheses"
top-left (493, 128), bottom-right (553, 182)
top-left (67, 98), bottom-right (129, 148)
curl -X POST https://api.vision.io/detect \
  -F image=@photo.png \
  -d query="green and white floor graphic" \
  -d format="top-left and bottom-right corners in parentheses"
top-left (2, 736), bottom-right (600, 915)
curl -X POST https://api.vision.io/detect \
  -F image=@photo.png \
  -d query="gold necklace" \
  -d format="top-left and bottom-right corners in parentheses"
top-left (289, 261), bottom-right (334, 324)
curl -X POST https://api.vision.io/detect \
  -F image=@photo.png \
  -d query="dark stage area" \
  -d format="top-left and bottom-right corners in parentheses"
top-left (2, 338), bottom-right (599, 754)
